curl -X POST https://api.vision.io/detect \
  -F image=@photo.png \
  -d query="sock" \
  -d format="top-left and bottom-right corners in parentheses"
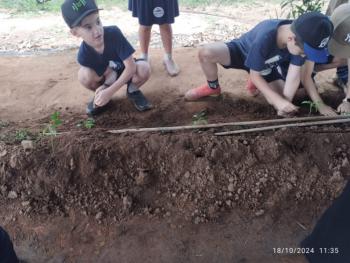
top-left (127, 82), bottom-right (138, 93)
top-left (140, 53), bottom-right (148, 61)
top-left (207, 79), bottom-right (220, 89)
top-left (164, 53), bottom-right (172, 61)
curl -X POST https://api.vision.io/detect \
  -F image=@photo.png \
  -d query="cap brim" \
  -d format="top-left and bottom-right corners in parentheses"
top-left (328, 38), bottom-right (350, 58)
top-left (71, 8), bottom-right (100, 28)
top-left (303, 42), bottom-right (329, 63)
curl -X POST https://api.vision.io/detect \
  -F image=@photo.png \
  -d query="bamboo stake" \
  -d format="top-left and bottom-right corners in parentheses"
top-left (215, 118), bottom-right (350, 136)
top-left (107, 115), bottom-right (350, 134)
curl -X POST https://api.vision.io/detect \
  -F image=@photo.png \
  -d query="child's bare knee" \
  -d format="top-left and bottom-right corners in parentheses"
top-left (135, 62), bottom-right (151, 82)
top-left (78, 68), bottom-right (99, 91)
top-left (198, 46), bottom-right (214, 62)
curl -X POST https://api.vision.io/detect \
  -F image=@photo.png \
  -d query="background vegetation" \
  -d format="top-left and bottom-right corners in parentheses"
top-left (0, 0), bottom-right (283, 13)
top-left (281, 0), bottom-right (325, 18)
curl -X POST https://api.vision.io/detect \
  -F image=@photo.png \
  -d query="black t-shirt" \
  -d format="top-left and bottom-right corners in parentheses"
top-left (236, 19), bottom-right (305, 77)
top-left (77, 26), bottom-right (135, 76)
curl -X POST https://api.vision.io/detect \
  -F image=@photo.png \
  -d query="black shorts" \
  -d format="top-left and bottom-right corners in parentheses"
top-left (128, 0), bottom-right (179, 26)
top-left (223, 40), bottom-right (285, 83)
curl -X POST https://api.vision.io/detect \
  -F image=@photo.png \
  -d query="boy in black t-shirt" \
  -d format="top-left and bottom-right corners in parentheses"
top-left (184, 12), bottom-right (333, 117)
top-left (61, 0), bottom-right (152, 115)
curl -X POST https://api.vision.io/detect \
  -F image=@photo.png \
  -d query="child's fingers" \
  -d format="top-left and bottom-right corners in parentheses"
top-left (277, 106), bottom-right (298, 118)
top-left (95, 86), bottom-right (103, 95)
top-left (93, 97), bottom-right (100, 107)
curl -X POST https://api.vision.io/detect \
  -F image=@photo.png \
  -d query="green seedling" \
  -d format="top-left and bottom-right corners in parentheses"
top-left (301, 100), bottom-right (321, 115)
top-left (42, 111), bottom-right (62, 136)
top-left (77, 118), bottom-right (95, 129)
top-left (42, 111), bottom-right (62, 154)
top-left (192, 109), bottom-right (208, 125)
top-left (84, 118), bottom-right (95, 129)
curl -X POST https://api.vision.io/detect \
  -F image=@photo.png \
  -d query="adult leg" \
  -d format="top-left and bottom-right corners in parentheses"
top-left (159, 23), bottom-right (179, 76)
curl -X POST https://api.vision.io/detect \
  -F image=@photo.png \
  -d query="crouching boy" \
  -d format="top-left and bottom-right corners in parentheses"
top-left (185, 12), bottom-right (333, 117)
top-left (61, 0), bottom-right (152, 116)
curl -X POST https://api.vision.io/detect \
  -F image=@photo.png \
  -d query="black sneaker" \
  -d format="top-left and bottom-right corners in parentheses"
top-left (127, 89), bottom-right (152, 112)
top-left (86, 98), bottom-right (111, 116)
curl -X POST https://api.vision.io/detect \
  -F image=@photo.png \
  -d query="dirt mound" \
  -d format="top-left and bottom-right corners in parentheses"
top-left (1, 118), bottom-right (348, 227)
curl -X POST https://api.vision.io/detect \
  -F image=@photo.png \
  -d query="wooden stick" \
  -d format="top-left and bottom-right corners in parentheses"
top-left (107, 116), bottom-right (350, 134)
top-left (215, 118), bottom-right (350, 136)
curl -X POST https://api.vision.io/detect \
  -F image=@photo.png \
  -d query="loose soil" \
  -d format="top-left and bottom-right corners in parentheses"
top-left (1, 3), bottom-right (349, 263)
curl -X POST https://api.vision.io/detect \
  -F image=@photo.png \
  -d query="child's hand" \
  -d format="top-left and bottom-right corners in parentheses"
top-left (337, 101), bottom-right (350, 115)
top-left (318, 104), bottom-right (338, 116)
top-left (276, 100), bottom-right (299, 117)
top-left (94, 86), bottom-right (112, 107)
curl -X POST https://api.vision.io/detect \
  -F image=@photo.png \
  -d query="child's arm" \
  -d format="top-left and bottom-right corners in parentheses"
top-left (283, 64), bottom-right (301, 101)
top-left (301, 60), bottom-right (337, 116)
top-left (94, 56), bottom-right (137, 106)
top-left (250, 70), bottom-right (298, 116)
top-left (337, 58), bottom-right (350, 114)
top-left (314, 57), bottom-right (346, 72)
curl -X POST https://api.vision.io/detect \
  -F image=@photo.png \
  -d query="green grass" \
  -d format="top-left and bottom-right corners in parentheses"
top-left (0, 0), bottom-right (125, 13)
top-left (0, 0), bottom-right (280, 14)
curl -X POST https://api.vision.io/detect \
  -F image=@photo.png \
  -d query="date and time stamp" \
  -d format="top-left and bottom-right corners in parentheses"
top-left (273, 247), bottom-right (340, 255)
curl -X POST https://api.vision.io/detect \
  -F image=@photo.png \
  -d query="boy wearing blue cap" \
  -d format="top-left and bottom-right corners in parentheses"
top-left (61, 0), bottom-right (152, 116)
top-left (301, 1), bottom-right (350, 116)
top-left (185, 12), bottom-right (333, 117)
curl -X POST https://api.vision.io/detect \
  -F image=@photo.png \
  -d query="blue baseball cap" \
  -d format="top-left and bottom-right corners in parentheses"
top-left (291, 12), bottom-right (334, 63)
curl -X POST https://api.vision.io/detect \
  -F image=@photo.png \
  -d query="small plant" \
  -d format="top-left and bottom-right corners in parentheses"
top-left (301, 100), bottom-right (321, 115)
top-left (77, 118), bottom-right (96, 129)
top-left (281, 0), bottom-right (324, 18)
top-left (15, 129), bottom-right (29, 142)
top-left (42, 111), bottom-right (62, 153)
top-left (84, 118), bottom-right (95, 129)
top-left (42, 111), bottom-right (62, 136)
top-left (192, 109), bottom-right (208, 125)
